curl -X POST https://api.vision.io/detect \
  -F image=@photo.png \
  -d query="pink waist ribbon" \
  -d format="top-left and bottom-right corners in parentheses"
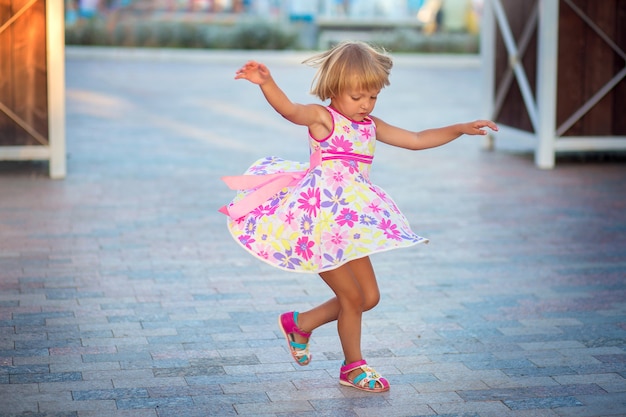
top-left (219, 149), bottom-right (322, 219)
top-left (219, 150), bottom-right (373, 219)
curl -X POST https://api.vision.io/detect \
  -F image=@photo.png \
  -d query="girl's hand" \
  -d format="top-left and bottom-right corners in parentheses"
top-left (235, 61), bottom-right (271, 85)
top-left (463, 120), bottom-right (499, 136)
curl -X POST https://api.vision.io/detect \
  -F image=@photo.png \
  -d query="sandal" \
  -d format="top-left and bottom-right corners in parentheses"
top-left (278, 311), bottom-right (312, 366)
top-left (339, 359), bottom-right (390, 393)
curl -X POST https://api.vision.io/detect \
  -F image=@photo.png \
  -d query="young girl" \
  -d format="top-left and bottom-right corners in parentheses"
top-left (220, 41), bottom-right (497, 393)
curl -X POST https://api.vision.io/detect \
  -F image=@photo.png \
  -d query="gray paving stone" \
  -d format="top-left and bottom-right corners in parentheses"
top-left (0, 399), bottom-right (39, 414)
top-left (156, 405), bottom-right (237, 417)
top-left (504, 395), bottom-right (583, 410)
top-left (429, 399), bottom-right (513, 415)
top-left (502, 366), bottom-right (577, 378)
top-left (458, 383), bottom-right (608, 403)
top-left (192, 392), bottom-right (271, 408)
top-left (147, 385), bottom-right (223, 397)
top-left (276, 411), bottom-right (358, 417)
top-left (0, 412), bottom-right (77, 417)
top-left (9, 372), bottom-right (83, 384)
top-left (0, 364), bottom-right (50, 374)
top-left (186, 373), bottom-right (260, 385)
top-left (354, 403), bottom-right (436, 417)
top-left (72, 388), bottom-right (150, 400)
top-left (81, 352), bottom-right (152, 363)
top-left (115, 396), bottom-right (194, 409)
top-left (79, 410), bottom-right (157, 417)
top-left (38, 399), bottom-right (117, 412)
top-left (234, 399), bottom-right (314, 415)
top-left (266, 386), bottom-right (344, 402)
top-left (152, 365), bottom-right (225, 378)
top-left (553, 392), bottom-right (626, 417)
top-left (112, 377), bottom-right (188, 389)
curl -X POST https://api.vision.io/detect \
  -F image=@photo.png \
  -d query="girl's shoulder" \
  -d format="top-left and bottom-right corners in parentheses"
top-left (303, 103), bottom-right (332, 119)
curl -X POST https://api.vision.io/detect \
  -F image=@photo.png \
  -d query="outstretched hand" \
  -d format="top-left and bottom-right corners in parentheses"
top-left (463, 120), bottom-right (499, 136)
top-left (235, 61), bottom-right (271, 85)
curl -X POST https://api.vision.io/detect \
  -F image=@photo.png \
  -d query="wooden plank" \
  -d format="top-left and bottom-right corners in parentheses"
top-left (0, 0), bottom-right (11, 25)
top-left (493, 0), bottom-right (536, 133)
top-left (32, 0), bottom-right (48, 145)
top-left (612, 0), bottom-right (626, 135)
top-left (12, 0), bottom-right (30, 145)
top-left (581, 0), bottom-right (616, 136)
top-left (605, 1), bottom-right (623, 137)
top-left (8, 0), bottom-right (47, 146)
top-left (519, 1), bottom-right (537, 132)
top-left (13, 0), bottom-right (32, 10)
top-left (556, 0), bottom-right (586, 136)
top-left (0, 0), bottom-right (17, 146)
top-left (0, 145), bottom-right (50, 159)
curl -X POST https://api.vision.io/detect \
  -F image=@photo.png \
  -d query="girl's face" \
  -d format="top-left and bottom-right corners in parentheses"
top-left (330, 87), bottom-right (380, 122)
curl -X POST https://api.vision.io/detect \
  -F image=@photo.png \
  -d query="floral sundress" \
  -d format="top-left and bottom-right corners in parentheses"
top-left (220, 106), bottom-right (428, 273)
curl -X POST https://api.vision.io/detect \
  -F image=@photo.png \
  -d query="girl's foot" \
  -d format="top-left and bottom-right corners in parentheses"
top-left (278, 311), bottom-right (312, 366)
top-left (339, 359), bottom-right (390, 392)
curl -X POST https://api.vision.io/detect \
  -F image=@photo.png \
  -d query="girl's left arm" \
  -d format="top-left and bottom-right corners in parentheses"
top-left (371, 116), bottom-right (498, 150)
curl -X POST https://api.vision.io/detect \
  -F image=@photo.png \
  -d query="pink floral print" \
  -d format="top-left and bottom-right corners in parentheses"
top-left (298, 188), bottom-right (320, 217)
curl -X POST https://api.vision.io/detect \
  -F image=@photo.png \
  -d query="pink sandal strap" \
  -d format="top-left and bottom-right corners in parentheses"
top-left (340, 359), bottom-right (367, 374)
top-left (278, 311), bottom-right (312, 366)
top-left (280, 311), bottom-right (311, 338)
top-left (340, 359), bottom-right (390, 392)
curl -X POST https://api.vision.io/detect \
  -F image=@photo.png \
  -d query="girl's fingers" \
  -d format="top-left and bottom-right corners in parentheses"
top-left (235, 61), bottom-right (264, 80)
top-left (483, 120), bottom-right (498, 131)
top-left (476, 120), bottom-right (498, 132)
top-left (466, 120), bottom-right (498, 135)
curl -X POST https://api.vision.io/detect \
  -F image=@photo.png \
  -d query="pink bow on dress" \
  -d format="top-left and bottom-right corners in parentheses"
top-left (219, 150), bottom-right (322, 219)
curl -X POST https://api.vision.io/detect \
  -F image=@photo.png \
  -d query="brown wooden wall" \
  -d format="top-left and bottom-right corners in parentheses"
top-left (494, 0), bottom-right (626, 137)
top-left (0, 0), bottom-right (49, 146)
top-left (557, 0), bottom-right (626, 137)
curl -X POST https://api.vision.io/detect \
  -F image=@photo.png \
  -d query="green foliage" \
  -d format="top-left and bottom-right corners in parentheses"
top-left (372, 29), bottom-right (479, 54)
top-left (65, 20), bottom-right (110, 46)
top-left (65, 19), bottom-right (301, 50)
top-left (228, 21), bottom-right (299, 50)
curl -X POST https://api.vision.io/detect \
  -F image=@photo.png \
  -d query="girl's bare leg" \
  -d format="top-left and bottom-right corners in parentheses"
top-left (293, 257), bottom-right (380, 366)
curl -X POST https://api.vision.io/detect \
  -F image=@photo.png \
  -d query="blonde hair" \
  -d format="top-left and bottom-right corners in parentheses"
top-left (303, 41), bottom-right (393, 101)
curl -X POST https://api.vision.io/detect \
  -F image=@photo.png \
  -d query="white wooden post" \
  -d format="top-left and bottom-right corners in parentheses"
top-left (46, 0), bottom-right (66, 179)
top-left (535, 0), bottom-right (559, 169)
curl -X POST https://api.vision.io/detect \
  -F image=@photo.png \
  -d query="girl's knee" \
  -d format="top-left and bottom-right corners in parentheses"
top-left (363, 291), bottom-right (380, 311)
top-left (341, 292), bottom-right (366, 312)
top-left (338, 291), bottom-right (378, 313)
top-left (351, 288), bottom-right (380, 312)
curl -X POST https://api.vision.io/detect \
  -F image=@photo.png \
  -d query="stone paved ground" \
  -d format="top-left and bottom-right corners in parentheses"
top-left (0, 48), bottom-right (625, 417)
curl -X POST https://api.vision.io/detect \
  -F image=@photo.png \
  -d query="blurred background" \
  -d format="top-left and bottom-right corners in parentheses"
top-left (64, 0), bottom-right (484, 52)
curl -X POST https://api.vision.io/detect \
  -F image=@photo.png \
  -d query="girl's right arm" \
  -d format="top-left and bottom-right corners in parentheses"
top-left (235, 61), bottom-right (330, 137)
